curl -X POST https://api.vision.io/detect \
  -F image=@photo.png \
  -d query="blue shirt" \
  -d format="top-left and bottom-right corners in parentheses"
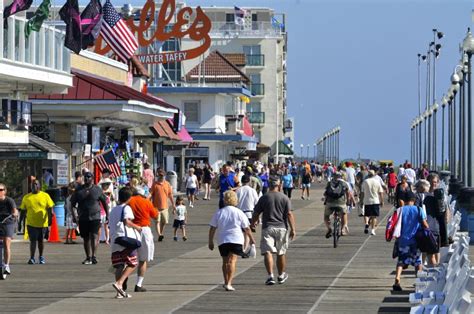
top-left (281, 174), bottom-right (293, 188)
top-left (399, 205), bottom-right (426, 246)
top-left (259, 173), bottom-right (269, 188)
top-left (219, 172), bottom-right (236, 200)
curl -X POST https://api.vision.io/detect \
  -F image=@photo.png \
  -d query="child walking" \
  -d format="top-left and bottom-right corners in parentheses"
top-left (173, 196), bottom-right (187, 241)
top-left (64, 183), bottom-right (77, 244)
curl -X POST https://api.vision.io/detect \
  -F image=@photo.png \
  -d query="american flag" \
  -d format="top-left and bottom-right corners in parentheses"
top-left (95, 150), bottom-right (121, 178)
top-left (100, 0), bottom-right (138, 62)
top-left (234, 6), bottom-right (247, 26)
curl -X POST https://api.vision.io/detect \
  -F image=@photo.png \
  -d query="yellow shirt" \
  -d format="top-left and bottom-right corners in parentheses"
top-left (20, 192), bottom-right (54, 228)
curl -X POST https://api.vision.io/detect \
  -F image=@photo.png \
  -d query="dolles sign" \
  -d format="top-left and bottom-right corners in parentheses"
top-left (94, 0), bottom-right (212, 64)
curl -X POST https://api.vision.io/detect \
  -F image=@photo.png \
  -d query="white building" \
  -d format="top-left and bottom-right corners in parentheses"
top-left (0, 1), bottom-right (72, 197)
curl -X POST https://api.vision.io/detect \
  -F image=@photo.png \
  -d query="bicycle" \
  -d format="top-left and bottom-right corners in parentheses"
top-left (0, 215), bottom-right (15, 280)
top-left (331, 207), bottom-right (342, 248)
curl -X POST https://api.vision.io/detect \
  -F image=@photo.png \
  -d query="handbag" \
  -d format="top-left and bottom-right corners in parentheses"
top-left (415, 207), bottom-right (438, 253)
top-left (114, 205), bottom-right (141, 250)
top-left (385, 207), bottom-right (399, 242)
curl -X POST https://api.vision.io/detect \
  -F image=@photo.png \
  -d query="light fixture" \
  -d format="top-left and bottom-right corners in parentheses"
top-left (433, 102), bottom-right (439, 111)
top-left (442, 95), bottom-right (448, 107)
top-left (462, 28), bottom-right (474, 54)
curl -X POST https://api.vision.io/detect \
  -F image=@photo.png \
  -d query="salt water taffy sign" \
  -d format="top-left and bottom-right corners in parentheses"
top-left (93, 0), bottom-right (211, 64)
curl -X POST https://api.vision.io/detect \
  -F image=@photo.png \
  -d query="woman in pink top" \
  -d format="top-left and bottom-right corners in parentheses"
top-left (142, 163), bottom-right (154, 189)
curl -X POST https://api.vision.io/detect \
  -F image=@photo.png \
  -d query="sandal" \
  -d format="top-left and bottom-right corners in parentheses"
top-left (112, 283), bottom-right (127, 297)
top-left (392, 281), bottom-right (402, 292)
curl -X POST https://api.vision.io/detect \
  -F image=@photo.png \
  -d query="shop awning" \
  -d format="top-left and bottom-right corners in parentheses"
top-left (150, 120), bottom-right (192, 143)
top-left (0, 134), bottom-right (67, 160)
top-left (29, 70), bottom-right (179, 125)
top-left (278, 140), bottom-right (294, 156)
top-left (242, 117), bottom-right (254, 137)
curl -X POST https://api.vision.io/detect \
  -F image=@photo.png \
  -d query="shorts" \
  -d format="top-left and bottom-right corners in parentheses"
top-left (111, 248), bottom-right (138, 268)
top-left (157, 209), bottom-right (169, 224)
top-left (186, 188), bottom-right (196, 196)
top-left (364, 204), bottom-right (380, 217)
top-left (78, 220), bottom-right (101, 238)
top-left (137, 227), bottom-right (154, 262)
top-left (65, 214), bottom-right (77, 229)
top-left (0, 223), bottom-right (15, 238)
top-left (324, 205), bottom-right (347, 218)
top-left (27, 225), bottom-right (47, 242)
top-left (302, 183), bottom-right (311, 188)
top-left (218, 243), bottom-right (244, 257)
top-left (260, 227), bottom-right (289, 255)
top-left (100, 214), bottom-right (107, 224)
top-left (397, 242), bottom-right (422, 267)
top-left (172, 219), bottom-right (186, 229)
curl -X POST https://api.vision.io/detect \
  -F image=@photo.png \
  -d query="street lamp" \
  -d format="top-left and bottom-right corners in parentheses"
top-left (463, 28), bottom-right (474, 186)
top-left (441, 95), bottom-right (448, 169)
top-left (432, 102), bottom-right (439, 169)
top-left (306, 144), bottom-right (310, 160)
top-left (313, 143), bottom-right (316, 161)
top-left (300, 144), bottom-right (304, 161)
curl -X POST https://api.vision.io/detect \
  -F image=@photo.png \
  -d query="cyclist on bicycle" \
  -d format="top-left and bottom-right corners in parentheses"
top-left (0, 183), bottom-right (19, 274)
top-left (323, 172), bottom-right (352, 238)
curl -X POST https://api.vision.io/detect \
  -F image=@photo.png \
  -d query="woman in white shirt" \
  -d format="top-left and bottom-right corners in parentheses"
top-left (185, 168), bottom-right (198, 208)
top-left (208, 190), bottom-right (256, 291)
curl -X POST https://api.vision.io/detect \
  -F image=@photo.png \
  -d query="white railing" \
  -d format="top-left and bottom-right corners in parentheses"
top-left (209, 22), bottom-right (284, 38)
top-left (0, 13), bottom-right (70, 73)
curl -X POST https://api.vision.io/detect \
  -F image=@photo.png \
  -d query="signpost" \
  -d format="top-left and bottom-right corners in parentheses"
top-left (94, 0), bottom-right (212, 64)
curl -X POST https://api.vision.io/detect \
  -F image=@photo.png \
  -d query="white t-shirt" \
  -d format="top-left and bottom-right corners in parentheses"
top-left (375, 175), bottom-right (386, 188)
top-left (397, 167), bottom-right (406, 181)
top-left (345, 167), bottom-right (356, 185)
top-left (404, 168), bottom-right (416, 184)
top-left (209, 205), bottom-right (249, 246)
top-left (109, 204), bottom-right (135, 253)
top-left (174, 205), bottom-right (187, 221)
top-left (361, 177), bottom-right (383, 205)
top-left (185, 174), bottom-right (198, 189)
top-left (236, 185), bottom-right (259, 218)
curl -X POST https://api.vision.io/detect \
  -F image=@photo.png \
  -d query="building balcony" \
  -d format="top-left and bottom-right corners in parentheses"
top-left (0, 14), bottom-right (72, 94)
top-left (245, 54), bottom-right (265, 66)
top-left (250, 83), bottom-right (265, 96)
top-left (209, 22), bottom-right (284, 39)
top-left (247, 112), bottom-right (265, 124)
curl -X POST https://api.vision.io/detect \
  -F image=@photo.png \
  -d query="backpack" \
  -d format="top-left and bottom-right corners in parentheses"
top-left (433, 188), bottom-right (446, 215)
top-left (325, 180), bottom-right (346, 199)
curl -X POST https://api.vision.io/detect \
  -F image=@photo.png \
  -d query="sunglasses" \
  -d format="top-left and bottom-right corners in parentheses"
top-left (0, 189), bottom-right (5, 191)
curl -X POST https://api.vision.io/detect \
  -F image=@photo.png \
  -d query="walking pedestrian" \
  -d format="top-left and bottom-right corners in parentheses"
top-left (251, 176), bottom-right (296, 285)
top-left (202, 164), bottom-right (214, 200)
top-left (70, 172), bottom-right (109, 265)
top-left (392, 191), bottom-right (429, 291)
top-left (149, 170), bottom-right (175, 242)
top-left (173, 196), bottom-right (188, 241)
top-left (20, 179), bottom-right (54, 264)
top-left (0, 183), bottom-right (18, 273)
top-left (236, 175), bottom-right (259, 250)
top-left (209, 190), bottom-right (256, 291)
top-left (64, 183), bottom-right (77, 244)
top-left (184, 168), bottom-right (198, 208)
top-left (109, 187), bottom-right (142, 299)
top-left (281, 168), bottom-right (294, 199)
top-left (128, 188), bottom-right (158, 292)
top-left (218, 165), bottom-right (238, 209)
top-left (360, 170), bottom-right (384, 236)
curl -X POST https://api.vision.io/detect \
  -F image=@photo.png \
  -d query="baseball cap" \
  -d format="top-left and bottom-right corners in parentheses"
top-left (84, 172), bottom-right (93, 178)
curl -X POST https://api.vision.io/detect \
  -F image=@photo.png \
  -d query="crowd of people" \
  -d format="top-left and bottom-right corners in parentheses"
top-left (0, 159), bottom-right (461, 297)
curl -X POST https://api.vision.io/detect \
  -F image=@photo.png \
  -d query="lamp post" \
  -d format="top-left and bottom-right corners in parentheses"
top-left (427, 108), bottom-right (432, 168)
top-left (432, 102), bottom-right (439, 169)
top-left (441, 95), bottom-right (448, 169)
top-left (313, 143), bottom-right (316, 161)
top-left (463, 28), bottom-right (474, 186)
top-left (300, 144), bottom-right (304, 161)
top-left (447, 87), bottom-right (454, 173)
top-left (306, 144), bottom-right (310, 160)
top-left (452, 69), bottom-right (461, 178)
top-left (432, 29), bottom-right (444, 105)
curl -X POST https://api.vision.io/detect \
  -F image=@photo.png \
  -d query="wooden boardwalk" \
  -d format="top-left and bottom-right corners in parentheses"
top-left (0, 185), bottom-right (454, 313)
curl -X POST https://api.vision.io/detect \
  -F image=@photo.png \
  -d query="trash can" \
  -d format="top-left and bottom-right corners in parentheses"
top-left (53, 202), bottom-right (65, 227)
top-left (166, 171), bottom-right (178, 194)
top-left (457, 187), bottom-right (474, 240)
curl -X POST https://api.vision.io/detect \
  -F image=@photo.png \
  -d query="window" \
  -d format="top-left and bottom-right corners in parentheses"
top-left (248, 102), bottom-right (261, 112)
top-left (243, 45), bottom-right (261, 55)
top-left (183, 101), bottom-right (200, 123)
top-left (243, 45), bottom-right (264, 66)
top-left (226, 13), bottom-right (234, 23)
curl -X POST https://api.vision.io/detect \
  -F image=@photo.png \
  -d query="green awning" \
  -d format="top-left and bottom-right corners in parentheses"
top-left (278, 140), bottom-right (294, 155)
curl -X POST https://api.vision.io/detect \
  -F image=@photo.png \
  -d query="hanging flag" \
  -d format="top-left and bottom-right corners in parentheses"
top-left (25, 0), bottom-right (51, 38)
top-left (94, 150), bottom-right (121, 178)
top-left (100, 0), bottom-right (138, 62)
top-left (59, 0), bottom-right (82, 54)
top-left (234, 6), bottom-right (246, 26)
top-left (81, 0), bottom-right (102, 49)
top-left (3, 0), bottom-right (33, 28)
top-left (271, 16), bottom-right (284, 30)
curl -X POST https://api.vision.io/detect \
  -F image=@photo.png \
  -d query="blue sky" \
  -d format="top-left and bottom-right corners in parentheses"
top-left (110, 0), bottom-right (472, 164)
